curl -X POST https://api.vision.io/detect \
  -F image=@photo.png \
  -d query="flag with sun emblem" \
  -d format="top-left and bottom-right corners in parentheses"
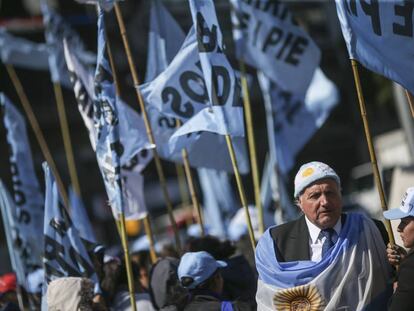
top-left (255, 213), bottom-right (392, 310)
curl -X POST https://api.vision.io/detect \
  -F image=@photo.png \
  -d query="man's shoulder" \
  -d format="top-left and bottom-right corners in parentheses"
top-left (269, 216), bottom-right (305, 240)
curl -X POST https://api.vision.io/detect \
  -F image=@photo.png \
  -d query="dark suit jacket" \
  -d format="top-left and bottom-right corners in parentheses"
top-left (389, 250), bottom-right (414, 311)
top-left (269, 214), bottom-right (389, 262)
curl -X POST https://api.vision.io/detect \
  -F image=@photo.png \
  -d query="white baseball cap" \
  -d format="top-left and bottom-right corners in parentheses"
top-left (294, 161), bottom-right (340, 198)
top-left (383, 187), bottom-right (414, 220)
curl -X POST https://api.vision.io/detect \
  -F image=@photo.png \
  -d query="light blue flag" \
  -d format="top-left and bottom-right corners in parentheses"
top-left (74, 0), bottom-right (120, 12)
top-left (0, 28), bottom-right (49, 70)
top-left (64, 39), bottom-right (152, 220)
top-left (186, 0), bottom-right (243, 136)
top-left (42, 163), bottom-right (98, 288)
top-left (258, 68), bottom-right (338, 176)
top-left (0, 179), bottom-right (29, 289)
top-left (93, 8), bottom-right (124, 218)
top-left (69, 188), bottom-right (97, 244)
top-left (336, 0), bottom-right (414, 95)
top-left (142, 4), bottom-right (249, 173)
top-left (41, 0), bottom-right (95, 88)
top-left (1, 93), bottom-right (44, 272)
top-left (64, 39), bottom-right (153, 172)
top-left (230, 0), bottom-right (321, 96)
top-left (167, 0), bottom-right (245, 159)
top-left (144, 0), bottom-right (186, 83)
top-left (255, 213), bottom-right (392, 310)
top-left (197, 168), bottom-right (239, 237)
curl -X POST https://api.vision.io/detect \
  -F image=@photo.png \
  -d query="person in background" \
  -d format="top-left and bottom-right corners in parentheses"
top-left (47, 277), bottom-right (94, 311)
top-left (178, 251), bottom-right (252, 311)
top-left (383, 187), bottom-right (414, 311)
top-left (148, 257), bottom-right (188, 311)
top-left (0, 273), bottom-right (19, 311)
top-left (184, 235), bottom-right (256, 307)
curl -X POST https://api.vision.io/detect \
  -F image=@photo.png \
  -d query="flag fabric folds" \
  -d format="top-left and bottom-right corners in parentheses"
top-left (0, 28), bottom-right (49, 70)
top-left (42, 163), bottom-right (98, 287)
top-left (41, 0), bottom-right (95, 88)
top-left (255, 213), bottom-right (392, 310)
top-left (0, 180), bottom-right (30, 290)
top-left (230, 0), bottom-right (321, 95)
top-left (142, 2), bottom-right (249, 173)
top-left (93, 9), bottom-right (150, 219)
top-left (69, 188), bottom-right (97, 244)
top-left (258, 69), bottom-right (338, 176)
top-left (64, 38), bottom-right (151, 220)
top-left (336, 0), bottom-right (414, 95)
top-left (197, 168), bottom-right (238, 237)
top-left (1, 93), bottom-right (44, 273)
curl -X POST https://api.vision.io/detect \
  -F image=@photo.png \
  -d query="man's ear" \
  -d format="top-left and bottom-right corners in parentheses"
top-left (295, 197), bottom-right (304, 212)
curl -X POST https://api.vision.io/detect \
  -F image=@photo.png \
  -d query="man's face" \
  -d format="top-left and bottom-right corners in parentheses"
top-left (397, 216), bottom-right (414, 248)
top-left (298, 179), bottom-right (342, 229)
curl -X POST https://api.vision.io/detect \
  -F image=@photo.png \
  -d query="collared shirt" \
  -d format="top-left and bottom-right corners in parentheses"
top-left (304, 216), bottom-right (342, 262)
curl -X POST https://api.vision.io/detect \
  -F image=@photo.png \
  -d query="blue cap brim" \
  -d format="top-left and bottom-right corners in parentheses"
top-left (383, 208), bottom-right (408, 220)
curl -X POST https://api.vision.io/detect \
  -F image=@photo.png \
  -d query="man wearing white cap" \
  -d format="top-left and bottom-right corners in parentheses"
top-left (383, 187), bottom-right (414, 311)
top-left (254, 161), bottom-right (393, 311)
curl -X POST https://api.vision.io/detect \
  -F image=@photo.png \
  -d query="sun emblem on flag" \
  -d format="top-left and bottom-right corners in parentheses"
top-left (273, 284), bottom-right (325, 311)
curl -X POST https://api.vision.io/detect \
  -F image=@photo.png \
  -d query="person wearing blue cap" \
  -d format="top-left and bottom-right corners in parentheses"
top-left (178, 251), bottom-right (252, 311)
top-left (383, 187), bottom-right (414, 311)
top-left (254, 161), bottom-right (393, 310)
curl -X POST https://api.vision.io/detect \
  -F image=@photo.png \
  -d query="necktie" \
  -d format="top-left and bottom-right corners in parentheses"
top-left (320, 228), bottom-right (336, 258)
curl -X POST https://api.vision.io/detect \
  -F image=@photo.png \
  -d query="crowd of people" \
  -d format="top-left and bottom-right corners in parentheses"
top-left (1, 161), bottom-right (413, 310)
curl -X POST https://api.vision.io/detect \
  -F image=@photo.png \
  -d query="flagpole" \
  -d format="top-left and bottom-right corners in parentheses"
top-left (176, 120), bottom-right (205, 236)
top-left (5, 64), bottom-right (69, 208)
top-left (404, 89), bottom-right (414, 118)
top-left (225, 135), bottom-right (256, 251)
top-left (119, 213), bottom-right (137, 311)
top-left (350, 59), bottom-right (395, 244)
top-left (114, 2), bottom-right (181, 252)
top-left (182, 148), bottom-right (205, 236)
top-left (52, 82), bottom-right (82, 197)
top-left (175, 163), bottom-right (190, 207)
top-left (106, 34), bottom-right (158, 264)
top-left (239, 60), bottom-right (264, 234)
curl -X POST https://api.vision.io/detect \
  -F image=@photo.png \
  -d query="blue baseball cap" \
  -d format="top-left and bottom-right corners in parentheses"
top-left (178, 251), bottom-right (227, 289)
top-left (384, 187), bottom-right (414, 220)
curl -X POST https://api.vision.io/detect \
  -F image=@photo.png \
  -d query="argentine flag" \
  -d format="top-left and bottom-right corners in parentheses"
top-left (256, 213), bottom-right (392, 310)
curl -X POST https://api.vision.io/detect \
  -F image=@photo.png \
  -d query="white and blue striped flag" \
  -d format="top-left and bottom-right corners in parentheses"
top-left (336, 0), bottom-right (414, 95)
top-left (255, 213), bottom-right (392, 310)
top-left (230, 0), bottom-right (321, 96)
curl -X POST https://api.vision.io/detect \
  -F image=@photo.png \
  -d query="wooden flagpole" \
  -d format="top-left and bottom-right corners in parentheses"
top-left (175, 163), bottom-right (190, 207)
top-left (239, 60), bottom-right (264, 234)
top-left (175, 120), bottom-right (205, 236)
top-left (225, 135), bottom-right (256, 251)
top-left (182, 148), bottom-right (205, 236)
top-left (5, 64), bottom-right (69, 208)
top-left (119, 213), bottom-right (137, 311)
top-left (106, 34), bottom-right (158, 264)
top-left (114, 2), bottom-right (181, 252)
top-left (350, 59), bottom-right (395, 244)
top-left (52, 82), bottom-right (82, 197)
top-left (404, 89), bottom-right (414, 118)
